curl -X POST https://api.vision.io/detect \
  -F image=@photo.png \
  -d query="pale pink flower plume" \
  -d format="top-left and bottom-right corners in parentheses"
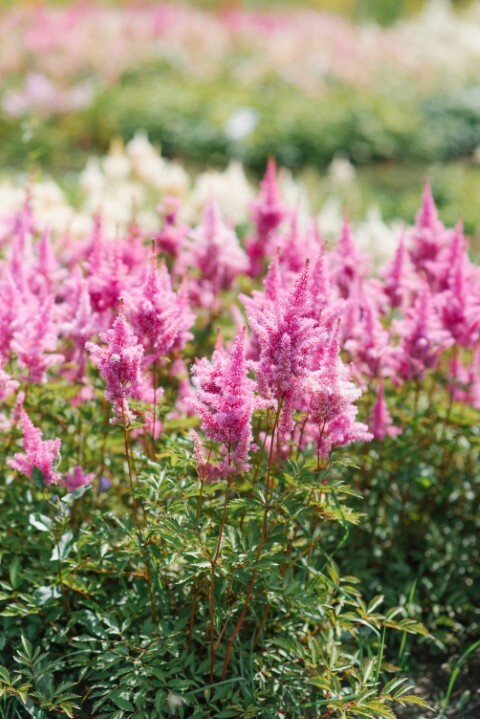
top-left (61, 465), bottom-right (94, 492)
top-left (86, 311), bottom-right (144, 425)
top-left (188, 328), bottom-right (258, 479)
top-left (8, 406), bottom-right (61, 485)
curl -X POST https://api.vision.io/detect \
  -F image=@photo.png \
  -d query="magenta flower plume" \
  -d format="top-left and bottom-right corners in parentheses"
top-left (415, 180), bottom-right (442, 232)
top-left (87, 226), bottom-right (130, 315)
top-left (8, 407), bottom-right (61, 485)
top-left (303, 322), bottom-right (372, 458)
top-left (11, 294), bottom-right (64, 384)
top-left (182, 199), bottom-right (248, 310)
top-left (61, 465), bottom-right (94, 492)
top-left (394, 288), bottom-right (453, 382)
top-left (440, 224), bottom-right (480, 347)
top-left (330, 217), bottom-right (368, 299)
top-left (86, 310), bottom-right (144, 425)
top-left (188, 328), bottom-right (258, 479)
top-left (409, 181), bottom-right (448, 277)
top-left (369, 381), bottom-right (401, 441)
top-left (247, 157), bottom-right (288, 276)
top-left (0, 269), bottom-right (21, 362)
top-left (250, 157), bottom-right (287, 240)
top-left (0, 368), bottom-right (19, 401)
top-left (244, 261), bottom-right (324, 437)
top-left (383, 234), bottom-right (415, 309)
top-left (123, 259), bottom-right (193, 363)
top-left (344, 287), bottom-right (395, 381)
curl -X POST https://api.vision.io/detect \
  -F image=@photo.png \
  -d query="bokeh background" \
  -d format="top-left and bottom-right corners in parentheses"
top-left (2, 0), bottom-right (480, 239)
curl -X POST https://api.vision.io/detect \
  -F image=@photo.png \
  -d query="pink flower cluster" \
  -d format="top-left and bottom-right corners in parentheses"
top-left (1, 161), bottom-right (479, 490)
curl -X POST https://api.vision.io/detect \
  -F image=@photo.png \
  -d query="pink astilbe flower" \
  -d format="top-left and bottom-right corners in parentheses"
top-left (329, 217), bottom-right (368, 299)
top-left (382, 234), bottom-right (416, 309)
top-left (86, 311), bottom-right (144, 425)
top-left (188, 329), bottom-right (258, 479)
top-left (61, 465), bottom-right (94, 492)
top-left (11, 295), bottom-right (64, 384)
top-left (8, 407), bottom-right (61, 485)
top-left (123, 259), bottom-right (193, 364)
top-left (277, 213), bottom-right (321, 276)
top-left (182, 199), bottom-right (248, 310)
top-left (0, 368), bottom-right (19, 401)
top-left (86, 223), bottom-right (130, 316)
top-left (408, 181), bottom-right (449, 280)
top-left (344, 287), bottom-right (395, 381)
top-left (369, 381), bottom-right (401, 441)
top-left (32, 228), bottom-right (66, 296)
top-left (440, 225), bottom-right (480, 347)
top-left (244, 262), bottom-right (324, 437)
top-left (247, 157), bottom-right (288, 276)
top-left (155, 196), bottom-right (187, 259)
top-left (394, 288), bottom-right (453, 382)
top-left (61, 269), bottom-right (100, 379)
top-left (303, 322), bottom-right (372, 458)
top-left (0, 269), bottom-right (21, 362)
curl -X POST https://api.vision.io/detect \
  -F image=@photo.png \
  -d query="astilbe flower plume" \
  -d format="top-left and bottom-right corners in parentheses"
top-left (8, 406), bottom-right (61, 485)
top-left (382, 234), bottom-right (415, 310)
top-left (180, 199), bottom-right (248, 311)
top-left (123, 257), bottom-right (193, 363)
top-left (11, 294), bottom-right (64, 384)
top-left (303, 322), bottom-right (372, 458)
top-left (408, 181), bottom-right (449, 281)
top-left (394, 288), bottom-right (453, 382)
top-left (244, 261), bottom-right (324, 438)
top-left (247, 157), bottom-right (288, 276)
top-left (439, 224), bottom-right (480, 347)
top-left (188, 329), bottom-right (258, 480)
top-left (86, 310), bottom-right (144, 425)
top-left (369, 381), bottom-right (401, 441)
top-left (61, 465), bottom-right (94, 492)
top-left (329, 217), bottom-right (368, 299)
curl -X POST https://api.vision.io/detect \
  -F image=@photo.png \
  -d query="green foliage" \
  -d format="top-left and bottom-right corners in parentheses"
top-left (0, 393), bottom-right (432, 717)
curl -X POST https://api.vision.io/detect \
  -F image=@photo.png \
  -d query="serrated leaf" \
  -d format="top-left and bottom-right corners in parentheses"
top-left (110, 690), bottom-right (135, 711)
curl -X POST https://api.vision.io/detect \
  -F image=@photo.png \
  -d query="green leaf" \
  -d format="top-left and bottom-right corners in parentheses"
top-left (9, 557), bottom-right (22, 590)
top-left (29, 513), bottom-right (52, 533)
top-left (62, 484), bottom-right (92, 504)
top-left (51, 532), bottom-right (74, 562)
top-left (0, 666), bottom-right (11, 684)
top-left (32, 466), bottom-right (46, 489)
top-left (110, 690), bottom-right (135, 711)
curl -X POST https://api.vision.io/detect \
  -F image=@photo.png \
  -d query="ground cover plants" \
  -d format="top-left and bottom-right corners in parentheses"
top-left (0, 155), bottom-right (479, 718)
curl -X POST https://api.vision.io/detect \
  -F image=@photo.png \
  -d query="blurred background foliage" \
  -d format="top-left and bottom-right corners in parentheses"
top-left (2, 0), bottom-right (480, 236)
top-left (3, 0), bottom-right (475, 24)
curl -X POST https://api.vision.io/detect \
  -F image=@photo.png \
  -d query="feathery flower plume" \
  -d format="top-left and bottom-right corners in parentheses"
top-left (188, 328), bottom-right (257, 479)
top-left (394, 288), bottom-right (453, 382)
top-left (86, 310), bottom-right (144, 424)
top-left (244, 261), bottom-right (324, 437)
top-left (303, 321), bottom-right (372, 458)
top-left (8, 407), bottom-right (61, 485)
top-left (11, 295), bottom-right (64, 384)
top-left (247, 157), bottom-right (288, 276)
top-left (61, 465), bottom-right (94, 492)
top-left (409, 181), bottom-right (448, 278)
top-left (182, 199), bottom-right (248, 310)
top-left (383, 234), bottom-right (415, 309)
top-left (123, 257), bottom-right (193, 363)
top-left (330, 217), bottom-right (368, 299)
top-left (369, 381), bottom-right (401, 441)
